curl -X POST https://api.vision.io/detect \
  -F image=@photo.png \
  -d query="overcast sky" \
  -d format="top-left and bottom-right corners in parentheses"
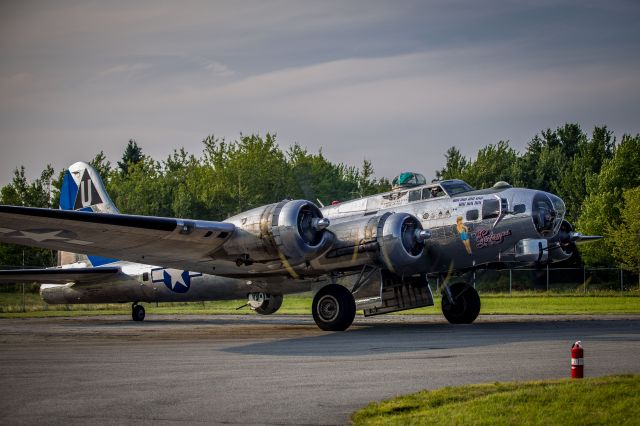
top-left (1, 0), bottom-right (639, 187)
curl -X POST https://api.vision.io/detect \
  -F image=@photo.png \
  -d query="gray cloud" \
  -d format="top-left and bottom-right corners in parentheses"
top-left (1, 0), bottom-right (639, 187)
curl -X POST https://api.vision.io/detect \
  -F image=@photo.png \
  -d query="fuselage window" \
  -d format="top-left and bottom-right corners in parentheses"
top-left (482, 199), bottom-right (500, 219)
top-left (409, 189), bottom-right (421, 202)
top-left (466, 209), bottom-right (479, 221)
top-left (513, 204), bottom-right (526, 214)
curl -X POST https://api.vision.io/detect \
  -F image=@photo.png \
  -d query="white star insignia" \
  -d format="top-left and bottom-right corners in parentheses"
top-left (165, 269), bottom-right (187, 289)
top-left (5, 229), bottom-right (92, 245)
top-left (14, 230), bottom-right (68, 243)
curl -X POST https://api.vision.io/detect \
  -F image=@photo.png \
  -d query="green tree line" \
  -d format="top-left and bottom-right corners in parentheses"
top-left (0, 134), bottom-right (389, 268)
top-left (436, 124), bottom-right (640, 271)
top-left (1, 126), bottom-right (638, 273)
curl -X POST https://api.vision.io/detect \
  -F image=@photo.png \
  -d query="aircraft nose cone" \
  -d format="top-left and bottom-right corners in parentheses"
top-left (532, 191), bottom-right (566, 236)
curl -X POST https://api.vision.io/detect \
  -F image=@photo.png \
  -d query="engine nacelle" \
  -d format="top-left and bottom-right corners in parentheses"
top-left (516, 220), bottom-right (576, 264)
top-left (377, 212), bottom-right (428, 273)
top-left (40, 284), bottom-right (69, 304)
top-left (323, 212), bottom-right (428, 274)
top-left (547, 220), bottom-right (576, 263)
top-left (515, 238), bottom-right (548, 263)
top-left (225, 199), bottom-right (333, 266)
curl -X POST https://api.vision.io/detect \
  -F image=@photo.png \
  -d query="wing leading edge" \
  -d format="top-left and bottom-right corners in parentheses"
top-left (0, 205), bottom-right (235, 275)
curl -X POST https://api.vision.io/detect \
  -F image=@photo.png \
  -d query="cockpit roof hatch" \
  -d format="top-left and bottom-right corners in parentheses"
top-left (392, 172), bottom-right (427, 189)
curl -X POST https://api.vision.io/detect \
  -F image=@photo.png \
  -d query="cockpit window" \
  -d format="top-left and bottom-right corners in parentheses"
top-left (440, 180), bottom-right (474, 196)
top-left (409, 189), bottom-right (421, 202)
top-left (423, 186), bottom-right (444, 199)
top-left (482, 199), bottom-right (500, 219)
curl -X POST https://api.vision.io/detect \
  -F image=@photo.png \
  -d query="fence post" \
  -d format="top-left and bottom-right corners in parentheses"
top-left (509, 269), bottom-right (512, 295)
top-left (546, 263), bottom-right (550, 291)
top-left (21, 250), bottom-right (26, 313)
top-left (583, 267), bottom-right (587, 293)
top-left (620, 269), bottom-right (624, 292)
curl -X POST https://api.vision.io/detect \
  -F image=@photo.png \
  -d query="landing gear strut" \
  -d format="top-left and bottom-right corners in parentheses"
top-left (132, 303), bottom-right (145, 321)
top-left (312, 284), bottom-right (356, 331)
top-left (441, 282), bottom-right (480, 324)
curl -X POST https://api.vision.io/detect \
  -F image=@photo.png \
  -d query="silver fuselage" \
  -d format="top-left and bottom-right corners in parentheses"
top-left (42, 181), bottom-right (566, 304)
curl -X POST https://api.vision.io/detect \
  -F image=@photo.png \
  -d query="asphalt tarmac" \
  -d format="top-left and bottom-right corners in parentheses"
top-left (1, 314), bottom-right (639, 425)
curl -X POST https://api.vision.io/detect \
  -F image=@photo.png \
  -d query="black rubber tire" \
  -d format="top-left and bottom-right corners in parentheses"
top-left (441, 282), bottom-right (480, 324)
top-left (255, 294), bottom-right (284, 315)
top-left (312, 284), bottom-right (356, 331)
top-left (132, 304), bottom-right (145, 322)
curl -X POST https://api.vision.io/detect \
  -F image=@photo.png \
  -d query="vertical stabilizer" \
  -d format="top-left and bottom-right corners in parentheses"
top-left (59, 162), bottom-right (119, 214)
top-left (58, 162), bottom-right (119, 267)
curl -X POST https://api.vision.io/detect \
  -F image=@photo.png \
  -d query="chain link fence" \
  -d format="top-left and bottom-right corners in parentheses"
top-left (435, 267), bottom-right (640, 293)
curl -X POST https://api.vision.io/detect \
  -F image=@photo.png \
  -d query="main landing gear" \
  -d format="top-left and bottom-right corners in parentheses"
top-left (441, 282), bottom-right (480, 324)
top-left (312, 284), bottom-right (356, 331)
top-left (132, 303), bottom-right (145, 321)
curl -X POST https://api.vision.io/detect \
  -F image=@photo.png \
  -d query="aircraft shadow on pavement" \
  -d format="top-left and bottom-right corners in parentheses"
top-left (222, 319), bottom-right (639, 357)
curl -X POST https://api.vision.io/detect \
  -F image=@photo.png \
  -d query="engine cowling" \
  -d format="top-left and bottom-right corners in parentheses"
top-left (226, 199), bottom-right (333, 266)
top-left (516, 220), bottom-right (578, 264)
top-left (377, 212), bottom-right (428, 273)
top-left (320, 212), bottom-right (429, 273)
top-left (548, 220), bottom-right (577, 263)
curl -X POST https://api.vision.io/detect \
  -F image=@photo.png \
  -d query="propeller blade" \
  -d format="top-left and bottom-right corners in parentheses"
top-left (570, 232), bottom-right (604, 244)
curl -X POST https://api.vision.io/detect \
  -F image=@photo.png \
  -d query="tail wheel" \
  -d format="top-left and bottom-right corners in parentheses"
top-left (312, 284), bottom-right (356, 331)
top-left (441, 282), bottom-right (480, 324)
top-left (132, 304), bottom-right (145, 322)
top-left (253, 293), bottom-right (284, 315)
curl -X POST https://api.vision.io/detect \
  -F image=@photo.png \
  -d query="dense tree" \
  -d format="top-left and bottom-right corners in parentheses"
top-left (435, 147), bottom-right (469, 181)
top-left (0, 166), bottom-right (57, 268)
top-left (117, 139), bottom-right (143, 175)
top-left (577, 134), bottom-right (640, 265)
top-left (90, 151), bottom-right (113, 183)
top-left (460, 140), bottom-right (518, 189)
top-left (556, 127), bottom-right (615, 221)
top-left (0, 126), bottom-right (637, 272)
top-left (609, 187), bottom-right (640, 273)
top-left (108, 155), bottom-right (172, 217)
top-left (0, 165), bottom-right (54, 208)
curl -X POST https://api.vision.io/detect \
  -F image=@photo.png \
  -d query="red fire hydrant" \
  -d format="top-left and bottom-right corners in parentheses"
top-left (571, 341), bottom-right (584, 379)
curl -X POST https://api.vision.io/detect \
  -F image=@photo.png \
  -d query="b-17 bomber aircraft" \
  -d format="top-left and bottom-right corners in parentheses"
top-left (0, 163), bottom-right (601, 331)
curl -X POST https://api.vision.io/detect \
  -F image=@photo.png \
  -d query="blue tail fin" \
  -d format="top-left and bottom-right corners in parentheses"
top-left (59, 162), bottom-right (119, 213)
top-left (58, 162), bottom-right (119, 267)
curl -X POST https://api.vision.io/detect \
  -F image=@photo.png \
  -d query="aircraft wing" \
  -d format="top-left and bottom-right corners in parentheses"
top-left (0, 267), bottom-right (121, 285)
top-left (0, 205), bottom-right (235, 275)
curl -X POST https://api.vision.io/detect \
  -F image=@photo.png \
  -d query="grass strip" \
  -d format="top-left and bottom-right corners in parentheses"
top-left (1, 292), bottom-right (639, 318)
top-left (352, 375), bottom-right (640, 425)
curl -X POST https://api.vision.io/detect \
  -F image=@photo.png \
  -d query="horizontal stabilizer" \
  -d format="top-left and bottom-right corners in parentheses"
top-left (0, 267), bottom-right (121, 284)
